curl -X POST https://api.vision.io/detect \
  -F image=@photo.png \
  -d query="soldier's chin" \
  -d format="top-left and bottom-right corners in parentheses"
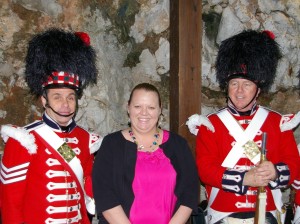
top-left (58, 112), bottom-right (74, 117)
top-left (234, 103), bottom-right (250, 111)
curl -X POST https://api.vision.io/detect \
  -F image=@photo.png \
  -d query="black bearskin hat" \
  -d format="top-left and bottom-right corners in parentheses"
top-left (25, 28), bottom-right (97, 98)
top-left (216, 30), bottom-right (281, 92)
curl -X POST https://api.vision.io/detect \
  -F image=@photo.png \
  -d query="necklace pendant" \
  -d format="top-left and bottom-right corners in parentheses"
top-left (129, 128), bottom-right (160, 151)
top-left (138, 145), bottom-right (144, 150)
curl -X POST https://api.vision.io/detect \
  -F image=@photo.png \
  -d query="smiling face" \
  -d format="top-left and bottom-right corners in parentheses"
top-left (41, 88), bottom-right (77, 126)
top-left (228, 78), bottom-right (260, 112)
top-left (128, 89), bottom-right (162, 134)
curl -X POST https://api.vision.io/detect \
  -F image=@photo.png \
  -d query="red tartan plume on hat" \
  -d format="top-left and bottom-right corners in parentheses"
top-left (25, 28), bottom-right (97, 97)
top-left (216, 30), bottom-right (281, 92)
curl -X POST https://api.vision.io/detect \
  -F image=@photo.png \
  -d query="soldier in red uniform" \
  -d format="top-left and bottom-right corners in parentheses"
top-left (0, 29), bottom-right (102, 224)
top-left (187, 30), bottom-right (300, 224)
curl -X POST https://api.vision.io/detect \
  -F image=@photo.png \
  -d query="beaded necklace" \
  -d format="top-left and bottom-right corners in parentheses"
top-left (129, 128), bottom-right (160, 151)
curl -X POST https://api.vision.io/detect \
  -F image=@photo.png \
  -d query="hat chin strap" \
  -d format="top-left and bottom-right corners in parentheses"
top-left (228, 87), bottom-right (259, 112)
top-left (45, 103), bottom-right (75, 118)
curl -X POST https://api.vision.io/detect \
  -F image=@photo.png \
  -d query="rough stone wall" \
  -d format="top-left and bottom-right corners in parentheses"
top-left (202, 0), bottom-right (300, 142)
top-left (0, 0), bottom-right (170, 151)
top-left (1, 0), bottom-right (300, 153)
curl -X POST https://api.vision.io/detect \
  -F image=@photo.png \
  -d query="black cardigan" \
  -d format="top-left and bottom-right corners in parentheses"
top-left (92, 130), bottom-right (199, 223)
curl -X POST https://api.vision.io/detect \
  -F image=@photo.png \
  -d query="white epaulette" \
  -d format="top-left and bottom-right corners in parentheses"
top-left (76, 125), bottom-right (103, 155)
top-left (1, 124), bottom-right (38, 154)
top-left (280, 111), bottom-right (300, 132)
top-left (89, 133), bottom-right (103, 154)
top-left (186, 114), bottom-right (215, 136)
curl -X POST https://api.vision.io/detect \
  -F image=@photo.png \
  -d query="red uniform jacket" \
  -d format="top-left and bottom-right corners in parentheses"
top-left (195, 106), bottom-right (300, 220)
top-left (0, 114), bottom-right (102, 224)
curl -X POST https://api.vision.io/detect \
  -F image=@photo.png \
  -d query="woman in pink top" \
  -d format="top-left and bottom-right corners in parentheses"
top-left (93, 83), bottom-right (198, 224)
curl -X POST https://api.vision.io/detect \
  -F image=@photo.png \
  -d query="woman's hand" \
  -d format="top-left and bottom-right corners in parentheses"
top-left (169, 205), bottom-right (192, 224)
top-left (102, 205), bottom-right (131, 224)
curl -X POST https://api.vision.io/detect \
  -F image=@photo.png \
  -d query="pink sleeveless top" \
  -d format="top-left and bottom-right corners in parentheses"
top-left (129, 130), bottom-right (177, 224)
